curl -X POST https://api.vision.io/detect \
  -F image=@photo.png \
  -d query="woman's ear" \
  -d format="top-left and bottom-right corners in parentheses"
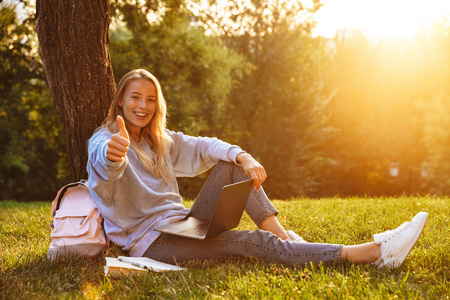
top-left (118, 99), bottom-right (123, 107)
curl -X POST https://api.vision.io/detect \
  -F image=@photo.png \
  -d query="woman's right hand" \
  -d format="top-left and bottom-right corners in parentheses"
top-left (106, 115), bottom-right (130, 162)
top-left (236, 152), bottom-right (267, 191)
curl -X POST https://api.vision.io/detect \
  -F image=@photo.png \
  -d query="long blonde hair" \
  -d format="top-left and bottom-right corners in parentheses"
top-left (102, 69), bottom-right (174, 183)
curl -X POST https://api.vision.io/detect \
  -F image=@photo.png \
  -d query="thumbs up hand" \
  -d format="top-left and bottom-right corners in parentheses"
top-left (107, 115), bottom-right (130, 162)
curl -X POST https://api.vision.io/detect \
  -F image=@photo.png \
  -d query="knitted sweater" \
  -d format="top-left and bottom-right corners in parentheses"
top-left (87, 129), bottom-right (243, 256)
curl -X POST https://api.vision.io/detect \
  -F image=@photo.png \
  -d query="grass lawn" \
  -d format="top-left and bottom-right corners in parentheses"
top-left (1, 196), bottom-right (449, 299)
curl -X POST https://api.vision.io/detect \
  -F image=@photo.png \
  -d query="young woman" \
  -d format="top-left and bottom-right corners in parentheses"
top-left (87, 69), bottom-right (428, 269)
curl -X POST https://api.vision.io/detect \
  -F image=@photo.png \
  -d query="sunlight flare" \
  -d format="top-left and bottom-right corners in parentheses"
top-left (314, 0), bottom-right (450, 38)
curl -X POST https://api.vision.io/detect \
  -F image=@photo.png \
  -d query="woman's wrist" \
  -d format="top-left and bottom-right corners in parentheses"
top-left (236, 152), bottom-right (252, 164)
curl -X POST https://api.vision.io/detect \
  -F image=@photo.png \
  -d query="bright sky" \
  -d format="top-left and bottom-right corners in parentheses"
top-left (4, 0), bottom-right (450, 39)
top-left (313, 0), bottom-right (450, 38)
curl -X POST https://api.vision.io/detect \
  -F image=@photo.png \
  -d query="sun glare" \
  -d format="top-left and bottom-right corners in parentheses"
top-left (314, 0), bottom-right (450, 39)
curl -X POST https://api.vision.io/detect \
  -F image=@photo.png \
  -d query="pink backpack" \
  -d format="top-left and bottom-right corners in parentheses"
top-left (47, 180), bottom-right (108, 260)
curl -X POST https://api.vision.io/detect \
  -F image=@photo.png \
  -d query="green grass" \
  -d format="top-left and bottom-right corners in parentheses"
top-left (1, 196), bottom-right (449, 299)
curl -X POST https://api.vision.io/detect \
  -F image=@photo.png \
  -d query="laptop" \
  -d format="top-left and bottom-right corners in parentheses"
top-left (155, 179), bottom-right (253, 239)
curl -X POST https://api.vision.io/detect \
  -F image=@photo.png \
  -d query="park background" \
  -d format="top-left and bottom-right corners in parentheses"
top-left (2, 0), bottom-right (450, 202)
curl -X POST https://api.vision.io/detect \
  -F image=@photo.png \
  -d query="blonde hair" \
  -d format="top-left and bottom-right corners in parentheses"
top-left (102, 69), bottom-right (174, 183)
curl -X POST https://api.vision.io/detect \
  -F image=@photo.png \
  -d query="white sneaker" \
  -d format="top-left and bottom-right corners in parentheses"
top-left (373, 212), bottom-right (428, 269)
top-left (286, 230), bottom-right (308, 243)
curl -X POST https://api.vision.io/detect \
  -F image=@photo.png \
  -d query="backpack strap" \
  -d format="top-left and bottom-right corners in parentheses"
top-left (55, 180), bottom-right (87, 211)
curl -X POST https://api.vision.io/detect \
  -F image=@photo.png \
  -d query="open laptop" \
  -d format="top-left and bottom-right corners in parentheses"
top-left (155, 179), bottom-right (253, 239)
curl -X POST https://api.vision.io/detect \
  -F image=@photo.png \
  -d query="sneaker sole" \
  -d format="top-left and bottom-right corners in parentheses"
top-left (386, 211), bottom-right (428, 268)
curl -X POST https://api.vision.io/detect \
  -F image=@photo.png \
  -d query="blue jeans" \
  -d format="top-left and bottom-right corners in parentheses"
top-left (144, 161), bottom-right (343, 266)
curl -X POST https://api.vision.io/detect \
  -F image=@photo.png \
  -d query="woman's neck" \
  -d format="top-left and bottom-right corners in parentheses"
top-left (129, 130), bottom-right (141, 143)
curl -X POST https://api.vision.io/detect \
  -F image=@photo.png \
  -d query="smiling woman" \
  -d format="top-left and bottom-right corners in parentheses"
top-left (313, 0), bottom-right (450, 38)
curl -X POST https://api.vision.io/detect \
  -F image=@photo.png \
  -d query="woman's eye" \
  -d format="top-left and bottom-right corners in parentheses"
top-left (148, 98), bottom-right (156, 102)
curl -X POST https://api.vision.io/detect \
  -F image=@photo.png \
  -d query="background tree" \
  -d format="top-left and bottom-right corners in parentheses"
top-left (35, 0), bottom-right (115, 180)
top-left (0, 3), bottom-right (69, 201)
top-left (108, 1), bottom-right (248, 196)
top-left (109, 6), bottom-right (246, 136)
top-left (194, 0), bottom-right (334, 197)
top-left (321, 28), bottom-right (450, 196)
top-left (4, 0), bottom-right (450, 201)
top-left (415, 20), bottom-right (450, 195)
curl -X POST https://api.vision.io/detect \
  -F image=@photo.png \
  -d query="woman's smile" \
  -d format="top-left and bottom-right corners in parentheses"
top-left (134, 112), bottom-right (148, 120)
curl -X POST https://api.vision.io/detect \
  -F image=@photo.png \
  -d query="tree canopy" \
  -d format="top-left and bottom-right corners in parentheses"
top-left (0, 4), bottom-right (68, 200)
top-left (3, 0), bottom-right (450, 200)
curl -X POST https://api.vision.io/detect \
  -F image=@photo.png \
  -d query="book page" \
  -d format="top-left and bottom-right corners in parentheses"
top-left (118, 256), bottom-right (186, 272)
top-left (104, 257), bottom-right (147, 276)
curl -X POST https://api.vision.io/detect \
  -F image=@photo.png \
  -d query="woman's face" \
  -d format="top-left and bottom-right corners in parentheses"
top-left (119, 78), bottom-right (157, 138)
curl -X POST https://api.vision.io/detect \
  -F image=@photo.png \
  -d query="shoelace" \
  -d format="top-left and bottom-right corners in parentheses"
top-left (381, 221), bottom-right (409, 241)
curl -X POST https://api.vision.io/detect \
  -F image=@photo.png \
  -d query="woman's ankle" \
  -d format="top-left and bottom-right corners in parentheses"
top-left (259, 215), bottom-right (289, 239)
top-left (340, 242), bottom-right (382, 264)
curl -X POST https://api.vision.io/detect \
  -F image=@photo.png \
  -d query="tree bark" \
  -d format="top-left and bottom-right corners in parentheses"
top-left (35, 0), bottom-right (115, 180)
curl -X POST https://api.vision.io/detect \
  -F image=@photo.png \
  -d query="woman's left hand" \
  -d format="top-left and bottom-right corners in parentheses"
top-left (236, 152), bottom-right (267, 191)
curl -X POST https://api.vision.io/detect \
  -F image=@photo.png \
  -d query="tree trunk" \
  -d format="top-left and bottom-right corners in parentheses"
top-left (35, 0), bottom-right (115, 180)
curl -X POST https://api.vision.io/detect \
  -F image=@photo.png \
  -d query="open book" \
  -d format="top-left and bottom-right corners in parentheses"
top-left (104, 256), bottom-right (185, 276)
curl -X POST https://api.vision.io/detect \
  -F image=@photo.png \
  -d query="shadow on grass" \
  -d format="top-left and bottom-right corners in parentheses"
top-left (2, 255), bottom-right (102, 298)
top-left (0, 245), bottom-right (434, 299)
top-left (1, 244), bottom-right (129, 299)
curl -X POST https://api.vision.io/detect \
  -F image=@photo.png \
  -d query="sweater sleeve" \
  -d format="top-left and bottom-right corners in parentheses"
top-left (87, 130), bottom-right (128, 183)
top-left (169, 130), bottom-right (244, 177)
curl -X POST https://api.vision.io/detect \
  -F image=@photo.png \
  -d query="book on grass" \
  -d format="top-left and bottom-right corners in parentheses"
top-left (104, 257), bottom-right (147, 276)
top-left (117, 256), bottom-right (186, 272)
top-left (104, 256), bottom-right (185, 276)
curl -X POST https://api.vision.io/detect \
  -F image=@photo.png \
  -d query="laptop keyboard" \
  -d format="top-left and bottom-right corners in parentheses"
top-left (179, 223), bottom-right (209, 236)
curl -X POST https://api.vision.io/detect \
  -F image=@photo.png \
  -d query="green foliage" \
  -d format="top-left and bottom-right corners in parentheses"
top-left (322, 32), bottom-right (423, 196)
top-left (414, 21), bottom-right (450, 195)
top-left (4, 0), bottom-right (450, 200)
top-left (0, 4), bottom-right (69, 201)
top-left (195, 0), bottom-right (334, 197)
top-left (109, 3), bottom-right (250, 197)
top-left (322, 23), bottom-right (450, 196)
top-left (1, 197), bottom-right (449, 298)
top-left (110, 6), bottom-right (248, 137)
top-left (420, 93), bottom-right (450, 194)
